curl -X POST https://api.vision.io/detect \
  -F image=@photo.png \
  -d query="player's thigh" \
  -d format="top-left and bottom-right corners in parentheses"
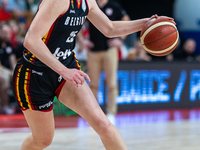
top-left (58, 80), bottom-right (108, 127)
top-left (23, 109), bottom-right (55, 140)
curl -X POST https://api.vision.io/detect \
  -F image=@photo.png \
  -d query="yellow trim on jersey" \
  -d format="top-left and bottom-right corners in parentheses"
top-left (74, 54), bottom-right (81, 70)
top-left (16, 65), bottom-right (26, 110)
top-left (77, 0), bottom-right (81, 8)
top-left (24, 69), bottom-right (32, 110)
top-left (42, 30), bottom-right (50, 43)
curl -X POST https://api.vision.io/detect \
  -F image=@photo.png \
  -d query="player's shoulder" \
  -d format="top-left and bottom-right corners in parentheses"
top-left (42, 0), bottom-right (69, 8)
top-left (40, 0), bottom-right (69, 14)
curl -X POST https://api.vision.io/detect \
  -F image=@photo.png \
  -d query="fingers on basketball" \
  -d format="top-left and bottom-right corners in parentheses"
top-left (140, 16), bottom-right (179, 56)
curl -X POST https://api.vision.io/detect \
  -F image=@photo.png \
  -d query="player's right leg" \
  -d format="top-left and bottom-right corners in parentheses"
top-left (21, 109), bottom-right (55, 150)
top-left (12, 60), bottom-right (55, 150)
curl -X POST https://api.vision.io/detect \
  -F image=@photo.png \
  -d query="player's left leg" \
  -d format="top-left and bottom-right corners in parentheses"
top-left (58, 80), bottom-right (127, 150)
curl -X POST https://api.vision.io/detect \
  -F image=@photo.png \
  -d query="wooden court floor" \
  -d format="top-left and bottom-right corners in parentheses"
top-left (1, 108), bottom-right (200, 150)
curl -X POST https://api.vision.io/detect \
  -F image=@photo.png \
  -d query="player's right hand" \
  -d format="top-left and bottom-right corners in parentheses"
top-left (62, 68), bottom-right (90, 86)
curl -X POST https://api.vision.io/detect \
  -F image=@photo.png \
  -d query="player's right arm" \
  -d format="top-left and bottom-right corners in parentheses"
top-left (23, 0), bottom-right (90, 85)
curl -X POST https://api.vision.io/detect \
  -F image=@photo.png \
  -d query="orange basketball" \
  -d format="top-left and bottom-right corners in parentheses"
top-left (140, 16), bottom-right (179, 56)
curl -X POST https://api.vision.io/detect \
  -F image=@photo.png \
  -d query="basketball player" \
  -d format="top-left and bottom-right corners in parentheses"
top-left (12, 0), bottom-right (174, 149)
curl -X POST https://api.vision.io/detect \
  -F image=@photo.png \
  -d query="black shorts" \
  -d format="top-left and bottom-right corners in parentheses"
top-left (12, 53), bottom-right (81, 112)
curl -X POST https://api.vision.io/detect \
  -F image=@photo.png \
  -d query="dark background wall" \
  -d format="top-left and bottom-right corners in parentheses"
top-left (114, 0), bottom-right (200, 54)
top-left (115, 0), bottom-right (175, 19)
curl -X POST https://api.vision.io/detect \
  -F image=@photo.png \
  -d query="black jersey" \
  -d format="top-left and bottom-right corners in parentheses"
top-left (89, 1), bottom-right (127, 51)
top-left (24, 0), bottom-right (89, 67)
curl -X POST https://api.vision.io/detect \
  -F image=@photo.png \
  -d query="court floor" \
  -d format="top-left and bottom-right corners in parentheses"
top-left (1, 108), bottom-right (200, 150)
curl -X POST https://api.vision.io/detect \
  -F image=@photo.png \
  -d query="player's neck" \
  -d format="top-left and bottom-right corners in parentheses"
top-left (97, 0), bottom-right (108, 8)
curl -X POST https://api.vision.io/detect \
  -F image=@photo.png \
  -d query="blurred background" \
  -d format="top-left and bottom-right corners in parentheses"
top-left (0, 0), bottom-right (200, 115)
top-left (0, 0), bottom-right (200, 149)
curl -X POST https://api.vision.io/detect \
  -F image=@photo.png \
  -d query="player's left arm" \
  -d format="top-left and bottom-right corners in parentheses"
top-left (87, 0), bottom-right (150, 38)
top-left (87, 0), bottom-right (174, 38)
top-left (107, 14), bottom-right (130, 48)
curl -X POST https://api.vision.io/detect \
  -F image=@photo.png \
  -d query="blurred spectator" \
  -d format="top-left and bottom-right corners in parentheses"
top-left (26, 0), bottom-right (41, 13)
top-left (126, 39), bottom-right (151, 61)
top-left (6, 0), bottom-right (27, 12)
top-left (0, 0), bottom-right (11, 21)
top-left (13, 43), bottom-right (23, 60)
top-left (7, 19), bottom-right (27, 48)
top-left (0, 24), bottom-right (17, 114)
top-left (86, 0), bottom-right (130, 124)
top-left (173, 38), bottom-right (197, 62)
top-left (17, 22), bottom-right (26, 41)
top-left (23, 0), bottom-right (38, 28)
top-left (0, 0), bottom-right (26, 22)
top-left (118, 44), bottom-right (129, 61)
top-left (0, 0), bottom-right (35, 27)
top-left (8, 19), bottom-right (19, 47)
top-left (73, 45), bottom-right (87, 61)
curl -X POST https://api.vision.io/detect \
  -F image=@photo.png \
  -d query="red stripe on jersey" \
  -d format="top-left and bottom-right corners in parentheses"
top-left (26, 70), bottom-right (34, 110)
top-left (55, 80), bottom-right (66, 98)
top-left (85, 0), bottom-right (90, 15)
top-left (76, 0), bottom-right (82, 8)
top-left (44, 21), bottom-right (57, 44)
top-left (37, 0), bottom-right (43, 10)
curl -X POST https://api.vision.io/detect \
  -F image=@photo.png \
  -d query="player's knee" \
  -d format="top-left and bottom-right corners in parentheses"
top-left (41, 138), bottom-right (53, 148)
top-left (35, 137), bottom-right (53, 148)
top-left (94, 117), bottom-right (112, 136)
top-left (33, 133), bottom-right (54, 148)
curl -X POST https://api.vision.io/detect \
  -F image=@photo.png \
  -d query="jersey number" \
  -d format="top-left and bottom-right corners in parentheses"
top-left (66, 31), bottom-right (78, 43)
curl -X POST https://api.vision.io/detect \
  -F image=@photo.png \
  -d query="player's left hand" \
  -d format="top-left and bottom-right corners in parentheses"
top-left (149, 14), bottom-right (176, 25)
top-left (150, 14), bottom-right (158, 20)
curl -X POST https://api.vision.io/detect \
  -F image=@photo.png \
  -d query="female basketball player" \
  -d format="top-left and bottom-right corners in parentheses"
top-left (12, 0), bottom-right (174, 149)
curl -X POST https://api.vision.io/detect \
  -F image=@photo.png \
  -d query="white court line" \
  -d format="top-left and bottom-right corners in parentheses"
top-left (47, 144), bottom-right (96, 150)
top-left (0, 127), bottom-right (30, 133)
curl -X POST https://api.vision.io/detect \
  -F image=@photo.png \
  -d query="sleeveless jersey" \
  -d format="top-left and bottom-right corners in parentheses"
top-left (23, 0), bottom-right (89, 67)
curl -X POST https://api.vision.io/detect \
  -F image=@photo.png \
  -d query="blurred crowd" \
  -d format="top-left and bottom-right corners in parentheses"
top-left (0, 0), bottom-right (199, 115)
top-left (0, 0), bottom-right (39, 114)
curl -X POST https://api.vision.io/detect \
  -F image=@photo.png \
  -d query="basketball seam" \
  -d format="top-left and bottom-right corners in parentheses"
top-left (142, 31), bottom-right (179, 54)
top-left (140, 21), bottom-right (177, 44)
top-left (142, 30), bottom-right (178, 46)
